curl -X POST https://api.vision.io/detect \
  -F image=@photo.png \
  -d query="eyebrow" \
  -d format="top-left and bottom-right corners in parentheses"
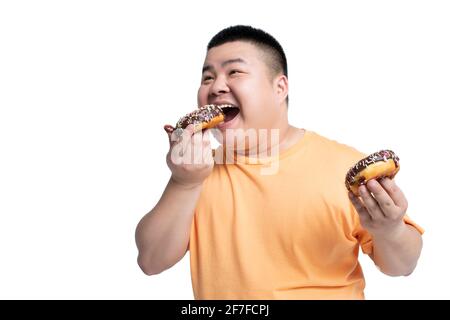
top-left (202, 58), bottom-right (247, 73)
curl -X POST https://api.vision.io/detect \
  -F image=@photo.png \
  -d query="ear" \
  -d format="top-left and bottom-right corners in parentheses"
top-left (274, 75), bottom-right (288, 104)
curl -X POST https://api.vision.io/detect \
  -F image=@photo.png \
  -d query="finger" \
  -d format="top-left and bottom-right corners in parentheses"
top-left (202, 136), bottom-right (214, 165)
top-left (164, 124), bottom-right (174, 134)
top-left (202, 130), bottom-right (213, 153)
top-left (174, 125), bottom-right (200, 164)
top-left (164, 125), bottom-right (175, 145)
top-left (203, 130), bottom-right (213, 157)
top-left (348, 191), bottom-right (372, 224)
top-left (190, 129), bottom-right (206, 165)
top-left (359, 184), bottom-right (384, 219)
top-left (169, 125), bottom-right (195, 163)
top-left (183, 124), bottom-right (195, 138)
top-left (202, 129), bottom-right (212, 143)
top-left (366, 179), bottom-right (397, 218)
top-left (193, 122), bottom-right (204, 134)
top-left (379, 178), bottom-right (408, 210)
top-left (178, 125), bottom-right (196, 155)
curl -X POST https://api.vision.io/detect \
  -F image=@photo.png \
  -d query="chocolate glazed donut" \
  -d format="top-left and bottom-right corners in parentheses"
top-left (345, 150), bottom-right (400, 196)
top-left (164, 104), bottom-right (233, 135)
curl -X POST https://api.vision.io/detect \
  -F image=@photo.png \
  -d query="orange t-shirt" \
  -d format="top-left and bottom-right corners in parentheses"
top-left (188, 130), bottom-right (423, 299)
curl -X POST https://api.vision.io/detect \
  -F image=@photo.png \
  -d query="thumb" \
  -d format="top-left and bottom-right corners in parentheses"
top-left (164, 125), bottom-right (175, 145)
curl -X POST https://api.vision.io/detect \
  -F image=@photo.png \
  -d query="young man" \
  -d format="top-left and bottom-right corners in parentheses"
top-left (135, 25), bottom-right (423, 299)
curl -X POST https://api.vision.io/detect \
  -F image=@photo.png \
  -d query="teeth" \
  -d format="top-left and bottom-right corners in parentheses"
top-left (217, 104), bottom-right (238, 110)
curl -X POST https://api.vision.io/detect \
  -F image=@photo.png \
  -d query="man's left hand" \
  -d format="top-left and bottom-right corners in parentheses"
top-left (348, 177), bottom-right (409, 239)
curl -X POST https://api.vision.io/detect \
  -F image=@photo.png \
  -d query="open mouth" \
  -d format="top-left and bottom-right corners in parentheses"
top-left (219, 105), bottom-right (240, 123)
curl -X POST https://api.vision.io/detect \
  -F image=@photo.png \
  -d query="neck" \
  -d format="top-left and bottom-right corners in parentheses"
top-left (236, 121), bottom-right (303, 159)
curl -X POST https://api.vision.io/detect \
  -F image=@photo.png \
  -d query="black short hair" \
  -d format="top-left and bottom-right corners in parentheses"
top-left (207, 25), bottom-right (288, 80)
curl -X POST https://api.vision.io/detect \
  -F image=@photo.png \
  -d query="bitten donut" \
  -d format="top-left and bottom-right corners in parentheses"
top-left (345, 150), bottom-right (400, 196)
top-left (175, 104), bottom-right (230, 133)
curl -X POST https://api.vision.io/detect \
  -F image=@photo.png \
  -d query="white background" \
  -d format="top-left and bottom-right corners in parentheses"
top-left (0, 0), bottom-right (449, 299)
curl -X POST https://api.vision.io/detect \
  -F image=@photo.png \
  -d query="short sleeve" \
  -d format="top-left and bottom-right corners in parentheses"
top-left (354, 214), bottom-right (424, 255)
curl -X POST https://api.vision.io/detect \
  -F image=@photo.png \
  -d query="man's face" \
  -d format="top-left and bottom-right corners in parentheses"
top-left (197, 41), bottom-right (285, 137)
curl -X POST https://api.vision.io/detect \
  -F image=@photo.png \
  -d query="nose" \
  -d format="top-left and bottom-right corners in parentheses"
top-left (209, 75), bottom-right (230, 97)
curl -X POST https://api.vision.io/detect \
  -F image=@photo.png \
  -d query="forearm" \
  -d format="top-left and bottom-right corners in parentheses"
top-left (372, 223), bottom-right (423, 276)
top-left (135, 177), bottom-right (202, 275)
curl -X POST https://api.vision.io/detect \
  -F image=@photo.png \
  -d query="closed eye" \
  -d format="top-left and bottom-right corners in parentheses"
top-left (202, 75), bottom-right (214, 83)
top-left (229, 70), bottom-right (242, 75)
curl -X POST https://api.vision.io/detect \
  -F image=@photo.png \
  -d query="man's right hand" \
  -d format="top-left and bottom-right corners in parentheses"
top-left (164, 124), bottom-right (214, 189)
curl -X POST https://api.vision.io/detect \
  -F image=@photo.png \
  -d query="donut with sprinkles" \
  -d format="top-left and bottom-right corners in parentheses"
top-left (345, 150), bottom-right (400, 196)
